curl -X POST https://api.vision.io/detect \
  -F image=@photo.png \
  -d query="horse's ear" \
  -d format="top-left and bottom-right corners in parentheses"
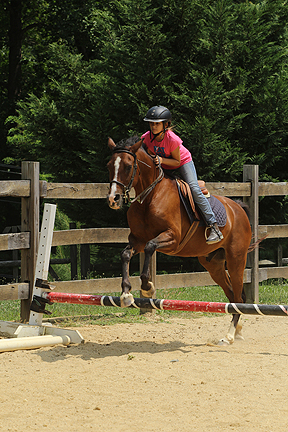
top-left (108, 137), bottom-right (116, 151)
top-left (130, 139), bottom-right (143, 154)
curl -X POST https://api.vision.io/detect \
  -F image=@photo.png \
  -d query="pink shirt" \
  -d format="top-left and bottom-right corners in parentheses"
top-left (141, 130), bottom-right (192, 170)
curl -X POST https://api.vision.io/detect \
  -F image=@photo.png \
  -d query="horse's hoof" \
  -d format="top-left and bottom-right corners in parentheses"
top-left (218, 338), bottom-right (229, 346)
top-left (141, 289), bottom-right (153, 298)
top-left (218, 337), bottom-right (233, 346)
top-left (141, 282), bottom-right (156, 298)
top-left (120, 292), bottom-right (134, 308)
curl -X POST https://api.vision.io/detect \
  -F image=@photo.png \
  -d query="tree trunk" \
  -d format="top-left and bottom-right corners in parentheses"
top-left (7, 0), bottom-right (22, 101)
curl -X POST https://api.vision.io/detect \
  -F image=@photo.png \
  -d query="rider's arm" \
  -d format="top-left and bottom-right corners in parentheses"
top-left (155, 146), bottom-right (181, 167)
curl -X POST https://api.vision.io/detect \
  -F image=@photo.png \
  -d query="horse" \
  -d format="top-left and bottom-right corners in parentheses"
top-left (107, 135), bottom-right (252, 344)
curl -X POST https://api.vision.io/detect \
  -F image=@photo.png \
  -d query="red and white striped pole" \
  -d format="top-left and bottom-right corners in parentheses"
top-left (42, 292), bottom-right (288, 317)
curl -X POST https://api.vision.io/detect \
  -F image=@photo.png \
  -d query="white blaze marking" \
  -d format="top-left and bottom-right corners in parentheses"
top-left (110, 156), bottom-right (121, 198)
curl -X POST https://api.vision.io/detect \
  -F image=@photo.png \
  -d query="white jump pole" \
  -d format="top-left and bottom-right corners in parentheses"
top-left (0, 335), bottom-right (71, 353)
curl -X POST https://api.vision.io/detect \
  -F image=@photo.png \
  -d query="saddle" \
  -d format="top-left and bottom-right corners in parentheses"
top-left (176, 179), bottom-right (209, 224)
top-left (176, 178), bottom-right (227, 227)
top-left (172, 178), bottom-right (226, 255)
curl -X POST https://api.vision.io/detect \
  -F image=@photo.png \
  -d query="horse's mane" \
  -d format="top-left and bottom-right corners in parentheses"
top-left (115, 135), bottom-right (154, 162)
top-left (115, 135), bottom-right (140, 149)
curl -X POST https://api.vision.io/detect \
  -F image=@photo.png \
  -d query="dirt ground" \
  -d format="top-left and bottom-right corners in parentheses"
top-left (0, 313), bottom-right (288, 432)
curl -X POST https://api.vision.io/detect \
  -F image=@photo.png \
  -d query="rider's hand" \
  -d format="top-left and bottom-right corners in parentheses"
top-left (154, 156), bottom-right (162, 166)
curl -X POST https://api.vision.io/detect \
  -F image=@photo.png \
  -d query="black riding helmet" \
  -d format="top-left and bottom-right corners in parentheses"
top-left (144, 105), bottom-right (172, 142)
top-left (144, 105), bottom-right (172, 123)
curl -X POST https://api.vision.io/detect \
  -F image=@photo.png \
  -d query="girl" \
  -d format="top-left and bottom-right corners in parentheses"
top-left (141, 105), bottom-right (224, 244)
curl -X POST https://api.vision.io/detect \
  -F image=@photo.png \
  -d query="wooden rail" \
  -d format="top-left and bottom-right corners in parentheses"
top-left (0, 180), bottom-right (252, 199)
top-left (1, 162), bottom-right (288, 320)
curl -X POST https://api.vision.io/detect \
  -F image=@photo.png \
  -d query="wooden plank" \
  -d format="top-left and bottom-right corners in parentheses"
top-left (258, 224), bottom-right (288, 239)
top-left (206, 182), bottom-right (251, 197)
top-left (259, 266), bottom-right (288, 282)
top-left (155, 272), bottom-right (215, 289)
top-left (1, 179), bottom-right (286, 200)
top-left (41, 181), bottom-right (251, 199)
top-left (51, 269), bottom-right (252, 295)
top-left (0, 283), bottom-right (29, 300)
top-left (156, 269), bottom-right (251, 289)
top-left (21, 162), bottom-right (40, 322)
top-left (0, 232), bottom-right (30, 251)
top-left (0, 267), bottom-right (275, 301)
top-left (52, 228), bottom-right (130, 246)
top-left (52, 276), bottom-right (140, 294)
top-left (258, 182), bottom-right (288, 196)
top-left (43, 183), bottom-right (110, 199)
top-left (0, 180), bottom-right (30, 197)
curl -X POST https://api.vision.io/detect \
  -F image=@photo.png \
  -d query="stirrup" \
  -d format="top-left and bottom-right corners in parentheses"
top-left (205, 225), bottom-right (224, 244)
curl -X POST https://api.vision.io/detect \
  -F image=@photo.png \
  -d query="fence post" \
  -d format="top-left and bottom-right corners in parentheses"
top-left (12, 226), bottom-right (19, 281)
top-left (243, 164), bottom-right (259, 303)
top-left (139, 251), bottom-right (156, 314)
top-left (69, 222), bottom-right (78, 280)
top-left (21, 161), bottom-right (40, 322)
top-left (81, 244), bottom-right (90, 279)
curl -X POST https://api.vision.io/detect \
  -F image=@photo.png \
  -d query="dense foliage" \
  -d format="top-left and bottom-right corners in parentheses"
top-left (2, 1), bottom-right (288, 179)
top-left (1, 0), bottom-right (288, 272)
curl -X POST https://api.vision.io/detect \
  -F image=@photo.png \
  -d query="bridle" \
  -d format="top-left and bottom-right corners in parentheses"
top-left (110, 148), bottom-right (138, 203)
top-left (110, 147), bottom-right (164, 204)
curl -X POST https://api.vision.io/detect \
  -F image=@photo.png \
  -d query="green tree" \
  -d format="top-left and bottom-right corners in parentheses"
top-left (4, 0), bottom-right (288, 227)
top-left (170, 0), bottom-right (288, 181)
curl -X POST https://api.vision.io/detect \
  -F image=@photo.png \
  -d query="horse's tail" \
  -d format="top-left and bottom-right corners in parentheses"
top-left (234, 200), bottom-right (268, 252)
top-left (248, 235), bottom-right (268, 252)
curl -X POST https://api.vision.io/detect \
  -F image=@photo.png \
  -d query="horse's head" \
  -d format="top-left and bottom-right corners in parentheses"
top-left (107, 136), bottom-right (142, 209)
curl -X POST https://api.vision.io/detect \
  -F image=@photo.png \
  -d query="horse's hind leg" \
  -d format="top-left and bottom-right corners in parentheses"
top-left (198, 252), bottom-right (244, 344)
top-left (224, 250), bottom-right (249, 342)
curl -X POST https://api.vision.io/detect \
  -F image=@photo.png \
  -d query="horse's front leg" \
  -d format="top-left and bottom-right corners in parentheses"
top-left (140, 239), bottom-right (157, 298)
top-left (120, 245), bottom-right (135, 307)
top-left (140, 230), bottom-right (177, 298)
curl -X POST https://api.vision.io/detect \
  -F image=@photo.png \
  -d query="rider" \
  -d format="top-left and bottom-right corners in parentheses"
top-left (141, 105), bottom-right (224, 245)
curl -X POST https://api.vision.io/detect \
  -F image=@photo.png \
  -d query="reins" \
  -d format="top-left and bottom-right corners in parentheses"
top-left (110, 146), bottom-right (164, 204)
top-left (131, 156), bottom-right (164, 204)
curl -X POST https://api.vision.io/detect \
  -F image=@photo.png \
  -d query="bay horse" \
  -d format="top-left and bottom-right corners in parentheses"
top-left (107, 136), bottom-right (252, 344)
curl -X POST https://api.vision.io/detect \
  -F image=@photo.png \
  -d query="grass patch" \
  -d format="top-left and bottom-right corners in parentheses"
top-left (1, 281), bottom-right (288, 326)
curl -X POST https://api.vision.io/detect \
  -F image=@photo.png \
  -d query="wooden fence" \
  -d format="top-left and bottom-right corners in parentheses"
top-left (1, 161), bottom-right (288, 321)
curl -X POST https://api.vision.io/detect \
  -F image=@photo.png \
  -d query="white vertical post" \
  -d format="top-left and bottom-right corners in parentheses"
top-left (29, 203), bottom-right (56, 326)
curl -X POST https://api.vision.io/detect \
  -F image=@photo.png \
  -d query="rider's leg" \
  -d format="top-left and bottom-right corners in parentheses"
top-left (177, 161), bottom-right (223, 244)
